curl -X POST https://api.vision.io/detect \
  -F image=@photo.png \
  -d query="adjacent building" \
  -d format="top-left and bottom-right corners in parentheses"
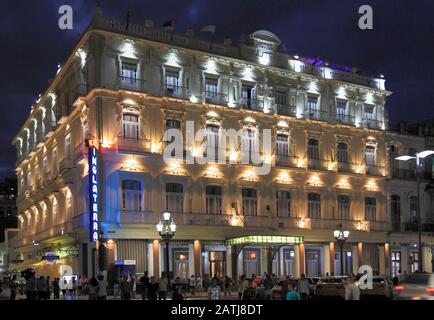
top-left (10, 7), bottom-right (398, 280)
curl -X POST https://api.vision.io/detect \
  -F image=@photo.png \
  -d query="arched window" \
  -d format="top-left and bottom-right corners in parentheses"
top-left (242, 188), bottom-right (257, 216)
top-left (391, 195), bottom-right (401, 231)
top-left (122, 180), bottom-right (142, 211)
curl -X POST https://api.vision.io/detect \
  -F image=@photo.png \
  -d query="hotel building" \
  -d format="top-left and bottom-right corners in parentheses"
top-left (10, 7), bottom-right (396, 280)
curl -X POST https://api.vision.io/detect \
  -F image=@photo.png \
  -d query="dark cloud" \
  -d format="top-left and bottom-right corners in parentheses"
top-left (1, 0), bottom-right (433, 179)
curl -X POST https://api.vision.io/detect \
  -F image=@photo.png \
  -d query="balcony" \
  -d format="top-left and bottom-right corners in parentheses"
top-left (239, 98), bottom-right (263, 111)
top-left (275, 155), bottom-right (298, 168)
top-left (392, 168), bottom-right (416, 180)
top-left (306, 110), bottom-right (328, 121)
top-left (119, 210), bottom-right (154, 224)
top-left (336, 114), bottom-right (355, 126)
top-left (19, 221), bottom-right (73, 246)
top-left (59, 158), bottom-right (74, 173)
top-left (117, 136), bottom-right (152, 155)
top-left (365, 165), bottom-right (384, 176)
top-left (117, 76), bottom-right (146, 92)
top-left (276, 104), bottom-right (296, 117)
top-left (363, 119), bottom-right (383, 130)
top-left (401, 220), bottom-right (434, 233)
top-left (337, 162), bottom-right (352, 173)
top-left (204, 91), bottom-right (227, 105)
top-left (161, 84), bottom-right (190, 99)
top-left (275, 217), bottom-right (389, 232)
top-left (307, 158), bottom-right (328, 171)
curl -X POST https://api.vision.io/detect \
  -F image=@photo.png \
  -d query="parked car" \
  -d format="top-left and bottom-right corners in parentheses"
top-left (315, 276), bottom-right (347, 299)
top-left (359, 276), bottom-right (393, 299)
top-left (394, 272), bottom-right (434, 300)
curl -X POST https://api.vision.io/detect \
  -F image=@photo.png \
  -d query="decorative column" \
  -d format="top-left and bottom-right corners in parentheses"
top-left (193, 240), bottom-right (201, 277)
top-left (352, 245), bottom-right (359, 274)
top-left (152, 240), bottom-right (160, 278)
top-left (298, 243), bottom-right (305, 276)
top-left (324, 244), bottom-right (331, 276)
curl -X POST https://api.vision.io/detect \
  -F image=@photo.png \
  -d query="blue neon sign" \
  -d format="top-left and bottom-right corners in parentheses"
top-left (88, 142), bottom-right (99, 241)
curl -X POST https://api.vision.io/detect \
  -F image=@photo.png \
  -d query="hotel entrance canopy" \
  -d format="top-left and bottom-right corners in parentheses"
top-left (225, 235), bottom-right (304, 246)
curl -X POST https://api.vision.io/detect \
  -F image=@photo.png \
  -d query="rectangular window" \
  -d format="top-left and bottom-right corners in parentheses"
top-left (206, 186), bottom-right (222, 215)
top-left (165, 70), bottom-right (180, 90)
top-left (337, 195), bottom-right (350, 220)
top-left (337, 143), bottom-right (348, 163)
top-left (365, 146), bottom-right (376, 166)
top-left (308, 193), bottom-right (321, 219)
top-left (365, 197), bottom-right (377, 221)
top-left (241, 85), bottom-right (256, 109)
top-left (242, 128), bottom-right (258, 164)
top-left (205, 78), bottom-right (218, 98)
top-left (122, 180), bottom-right (142, 211)
top-left (308, 96), bottom-right (319, 118)
top-left (275, 91), bottom-right (287, 106)
top-left (391, 251), bottom-right (401, 277)
top-left (242, 188), bottom-right (257, 216)
top-left (276, 191), bottom-right (291, 217)
top-left (336, 101), bottom-right (347, 122)
top-left (276, 134), bottom-right (289, 157)
top-left (122, 113), bottom-right (139, 139)
top-left (65, 134), bottom-right (72, 160)
top-left (121, 62), bottom-right (137, 84)
top-left (206, 125), bottom-right (219, 159)
top-left (308, 139), bottom-right (319, 160)
top-left (166, 183), bottom-right (183, 213)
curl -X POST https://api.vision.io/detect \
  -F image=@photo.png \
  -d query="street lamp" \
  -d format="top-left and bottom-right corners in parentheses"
top-left (396, 150), bottom-right (434, 272)
top-left (156, 212), bottom-right (176, 285)
top-left (334, 224), bottom-right (350, 276)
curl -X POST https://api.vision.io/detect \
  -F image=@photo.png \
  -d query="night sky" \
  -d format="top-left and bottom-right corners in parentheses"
top-left (1, 0), bottom-right (433, 179)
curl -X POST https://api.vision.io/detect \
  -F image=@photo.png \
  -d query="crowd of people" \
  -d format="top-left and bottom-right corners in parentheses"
top-left (1, 269), bottom-right (413, 301)
top-left (0, 270), bottom-right (109, 300)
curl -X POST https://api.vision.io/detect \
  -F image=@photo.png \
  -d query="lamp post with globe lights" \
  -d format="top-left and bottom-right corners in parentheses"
top-left (334, 224), bottom-right (350, 276)
top-left (156, 212), bottom-right (176, 285)
top-left (395, 150), bottom-right (434, 272)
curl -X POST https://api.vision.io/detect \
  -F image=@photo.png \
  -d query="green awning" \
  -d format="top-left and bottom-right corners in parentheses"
top-left (225, 235), bottom-right (303, 246)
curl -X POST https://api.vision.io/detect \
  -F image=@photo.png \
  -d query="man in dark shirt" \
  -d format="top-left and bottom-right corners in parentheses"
top-left (172, 277), bottom-right (185, 300)
top-left (140, 271), bottom-right (150, 300)
top-left (147, 276), bottom-right (159, 300)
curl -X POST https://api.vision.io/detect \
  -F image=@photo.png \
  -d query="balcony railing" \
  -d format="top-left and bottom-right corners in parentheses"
top-left (392, 168), bottom-right (416, 179)
top-left (365, 165), bottom-right (384, 176)
top-left (307, 158), bottom-right (328, 171)
top-left (336, 114), bottom-right (355, 126)
top-left (306, 110), bottom-right (328, 121)
top-left (239, 98), bottom-right (263, 111)
top-left (161, 84), bottom-right (190, 99)
top-left (401, 220), bottom-right (434, 232)
top-left (276, 104), bottom-right (296, 117)
top-left (275, 155), bottom-right (298, 168)
top-left (275, 217), bottom-right (389, 232)
top-left (337, 162), bottom-right (352, 173)
top-left (204, 91), bottom-right (227, 105)
top-left (117, 136), bottom-right (152, 154)
top-left (363, 119), bottom-right (383, 130)
top-left (117, 76), bottom-right (146, 92)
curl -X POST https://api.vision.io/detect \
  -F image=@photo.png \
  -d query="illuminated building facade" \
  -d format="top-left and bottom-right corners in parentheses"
top-left (386, 128), bottom-right (434, 275)
top-left (10, 7), bottom-right (394, 279)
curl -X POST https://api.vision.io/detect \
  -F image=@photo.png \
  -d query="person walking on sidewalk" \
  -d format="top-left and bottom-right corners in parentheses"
top-left (158, 272), bottom-right (168, 300)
